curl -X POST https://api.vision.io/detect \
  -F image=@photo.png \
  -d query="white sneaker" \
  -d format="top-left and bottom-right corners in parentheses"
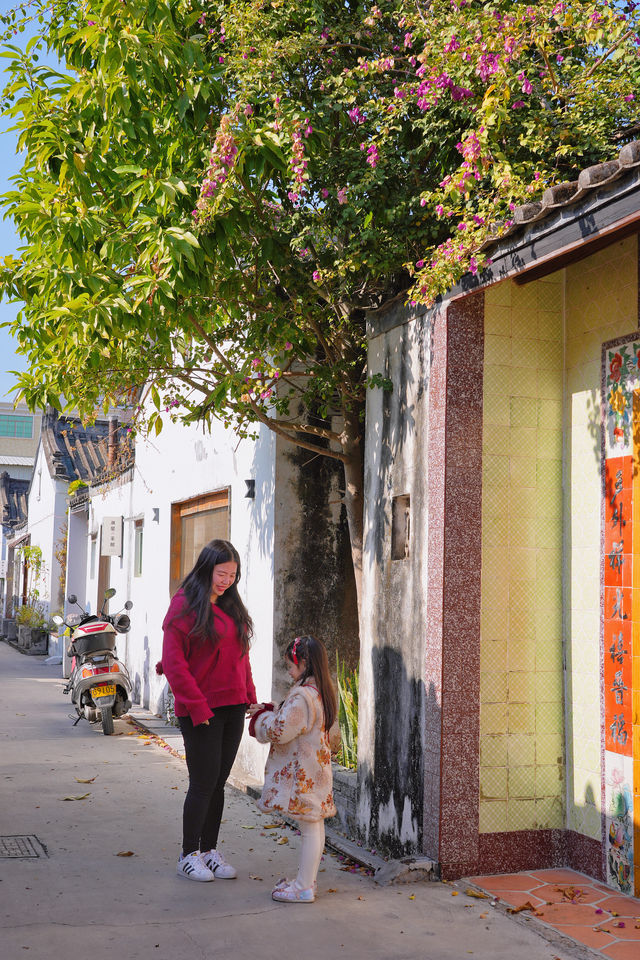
top-left (176, 851), bottom-right (214, 881)
top-left (201, 848), bottom-right (237, 879)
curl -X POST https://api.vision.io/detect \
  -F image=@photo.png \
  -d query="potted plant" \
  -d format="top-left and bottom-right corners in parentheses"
top-left (15, 603), bottom-right (49, 653)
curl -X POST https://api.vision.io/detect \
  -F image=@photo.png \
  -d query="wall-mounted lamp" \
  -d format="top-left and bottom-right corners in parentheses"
top-left (244, 479), bottom-right (255, 499)
top-left (152, 508), bottom-right (160, 523)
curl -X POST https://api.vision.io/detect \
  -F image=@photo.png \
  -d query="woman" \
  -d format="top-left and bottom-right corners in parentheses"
top-left (160, 539), bottom-right (259, 881)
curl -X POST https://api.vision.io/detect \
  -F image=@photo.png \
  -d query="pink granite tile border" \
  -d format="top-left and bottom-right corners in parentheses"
top-left (437, 291), bottom-right (484, 875)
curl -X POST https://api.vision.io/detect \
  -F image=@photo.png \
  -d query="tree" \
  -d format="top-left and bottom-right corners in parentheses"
top-left (1, 0), bottom-right (639, 616)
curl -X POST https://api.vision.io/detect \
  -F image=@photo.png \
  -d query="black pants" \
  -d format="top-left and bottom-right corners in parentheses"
top-left (178, 705), bottom-right (246, 856)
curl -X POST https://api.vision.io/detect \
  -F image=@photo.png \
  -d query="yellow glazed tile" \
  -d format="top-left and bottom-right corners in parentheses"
top-left (534, 797), bottom-right (564, 829)
top-left (485, 281), bottom-right (512, 311)
top-left (480, 734), bottom-right (508, 767)
top-left (508, 766), bottom-right (536, 799)
top-left (511, 339), bottom-right (538, 368)
top-left (483, 393), bottom-right (511, 427)
top-left (508, 671), bottom-right (536, 703)
top-left (483, 454), bottom-right (510, 486)
top-left (509, 426), bottom-right (537, 458)
top-left (537, 398), bottom-right (563, 429)
top-left (535, 764), bottom-right (563, 798)
top-left (507, 733), bottom-right (536, 767)
top-left (480, 671), bottom-right (508, 704)
top-left (480, 640), bottom-right (508, 672)
top-left (479, 800), bottom-right (508, 834)
top-left (535, 733), bottom-right (564, 766)
top-left (537, 368), bottom-right (563, 399)
top-left (506, 798), bottom-right (537, 831)
top-left (535, 701), bottom-right (563, 735)
top-left (509, 366), bottom-right (539, 399)
top-left (507, 639), bottom-right (536, 671)
top-left (485, 334), bottom-right (512, 366)
top-left (510, 457), bottom-right (537, 488)
top-left (510, 397), bottom-right (538, 428)
top-left (480, 766), bottom-right (508, 800)
top-left (481, 702), bottom-right (509, 736)
top-left (508, 702), bottom-right (536, 734)
top-left (509, 547), bottom-right (537, 581)
top-left (535, 671), bottom-right (563, 703)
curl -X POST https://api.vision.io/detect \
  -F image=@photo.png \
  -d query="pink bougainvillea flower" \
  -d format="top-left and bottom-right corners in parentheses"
top-left (313, 270), bottom-right (321, 282)
top-left (337, 187), bottom-right (347, 204)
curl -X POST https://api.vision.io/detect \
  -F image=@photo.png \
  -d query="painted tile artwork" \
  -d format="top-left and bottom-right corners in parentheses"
top-left (604, 340), bottom-right (640, 897)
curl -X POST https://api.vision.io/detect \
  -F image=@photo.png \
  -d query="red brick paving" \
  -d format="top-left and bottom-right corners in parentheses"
top-left (469, 868), bottom-right (640, 959)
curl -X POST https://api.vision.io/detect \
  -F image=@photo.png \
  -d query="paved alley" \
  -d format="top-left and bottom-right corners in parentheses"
top-left (1, 642), bottom-right (585, 960)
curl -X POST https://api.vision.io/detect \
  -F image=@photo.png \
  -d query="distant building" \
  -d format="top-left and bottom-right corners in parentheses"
top-left (0, 402), bottom-right (42, 615)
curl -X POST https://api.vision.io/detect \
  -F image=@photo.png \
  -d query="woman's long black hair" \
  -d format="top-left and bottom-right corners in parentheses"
top-left (181, 539), bottom-right (253, 653)
top-left (284, 635), bottom-right (336, 730)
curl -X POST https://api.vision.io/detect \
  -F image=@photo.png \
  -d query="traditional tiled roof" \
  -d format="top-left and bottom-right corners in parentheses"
top-left (480, 140), bottom-right (640, 253)
top-left (0, 472), bottom-right (29, 529)
top-left (39, 410), bottom-right (133, 483)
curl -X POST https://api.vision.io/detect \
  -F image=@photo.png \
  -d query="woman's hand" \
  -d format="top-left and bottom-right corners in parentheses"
top-left (246, 702), bottom-right (264, 717)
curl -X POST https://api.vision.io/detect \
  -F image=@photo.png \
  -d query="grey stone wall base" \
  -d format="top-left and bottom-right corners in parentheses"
top-left (231, 777), bottom-right (438, 885)
top-left (6, 639), bottom-right (48, 656)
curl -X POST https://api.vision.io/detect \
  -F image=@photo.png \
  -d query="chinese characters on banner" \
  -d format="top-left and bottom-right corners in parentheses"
top-left (604, 457), bottom-right (633, 758)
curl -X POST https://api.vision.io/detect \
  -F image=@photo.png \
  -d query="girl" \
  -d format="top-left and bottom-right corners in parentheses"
top-left (160, 539), bottom-right (259, 882)
top-left (249, 635), bottom-right (340, 903)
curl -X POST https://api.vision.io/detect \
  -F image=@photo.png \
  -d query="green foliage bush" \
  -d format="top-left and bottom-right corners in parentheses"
top-left (336, 654), bottom-right (359, 770)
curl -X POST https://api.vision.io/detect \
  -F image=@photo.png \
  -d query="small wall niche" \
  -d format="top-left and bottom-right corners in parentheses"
top-left (391, 494), bottom-right (411, 561)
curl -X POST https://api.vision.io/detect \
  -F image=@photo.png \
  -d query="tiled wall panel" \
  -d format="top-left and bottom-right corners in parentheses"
top-left (480, 276), bottom-right (565, 834)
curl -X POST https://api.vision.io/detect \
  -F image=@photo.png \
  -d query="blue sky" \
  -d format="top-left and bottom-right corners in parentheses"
top-left (0, 24), bottom-right (58, 402)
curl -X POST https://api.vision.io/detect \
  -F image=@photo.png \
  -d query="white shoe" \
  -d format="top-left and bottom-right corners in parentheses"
top-left (176, 851), bottom-right (214, 881)
top-left (201, 848), bottom-right (237, 879)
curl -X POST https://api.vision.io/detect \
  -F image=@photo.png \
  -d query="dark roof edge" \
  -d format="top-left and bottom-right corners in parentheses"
top-left (368, 146), bottom-right (640, 340)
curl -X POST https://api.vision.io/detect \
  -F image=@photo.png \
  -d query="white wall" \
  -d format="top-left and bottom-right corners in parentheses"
top-left (24, 445), bottom-right (67, 614)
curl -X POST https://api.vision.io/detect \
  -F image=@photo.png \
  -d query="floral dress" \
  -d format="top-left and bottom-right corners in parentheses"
top-left (254, 680), bottom-right (341, 822)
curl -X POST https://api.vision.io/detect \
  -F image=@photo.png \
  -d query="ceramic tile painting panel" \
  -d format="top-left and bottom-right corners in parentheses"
top-left (600, 342), bottom-right (638, 896)
top-left (480, 276), bottom-right (564, 837)
top-left (564, 237), bottom-right (639, 873)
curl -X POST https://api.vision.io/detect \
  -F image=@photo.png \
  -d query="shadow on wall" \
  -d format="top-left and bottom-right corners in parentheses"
top-left (358, 645), bottom-right (429, 859)
top-left (133, 633), bottom-right (151, 708)
top-left (246, 429), bottom-right (276, 561)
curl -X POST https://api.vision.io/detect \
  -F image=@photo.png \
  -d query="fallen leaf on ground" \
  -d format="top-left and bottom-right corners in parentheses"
top-left (240, 825), bottom-right (255, 830)
top-left (465, 888), bottom-right (488, 899)
top-left (116, 851), bottom-right (135, 857)
top-left (328, 888), bottom-right (337, 893)
top-left (249, 875), bottom-right (263, 881)
top-left (409, 895), bottom-right (415, 900)
top-left (357, 896), bottom-right (365, 900)
top-left (263, 823), bottom-right (283, 829)
top-left (59, 793), bottom-right (90, 801)
top-left (74, 777), bottom-right (96, 784)
top-left (507, 901), bottom-right (537, 914)
top-left (277, 837), bottom-right (288, 845)
top-left (451, 891), bottom-right (459, 896)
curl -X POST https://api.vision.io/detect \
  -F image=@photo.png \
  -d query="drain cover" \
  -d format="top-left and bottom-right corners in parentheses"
top-left (0, 835), bottom-right (48, 858)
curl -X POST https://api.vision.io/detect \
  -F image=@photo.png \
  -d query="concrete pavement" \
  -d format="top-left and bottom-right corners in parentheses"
top-left (1, 641), bottom-right (588, 960)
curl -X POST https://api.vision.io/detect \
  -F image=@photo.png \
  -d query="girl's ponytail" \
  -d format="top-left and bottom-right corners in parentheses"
top-left (285, 635), bottom-right (337, 731)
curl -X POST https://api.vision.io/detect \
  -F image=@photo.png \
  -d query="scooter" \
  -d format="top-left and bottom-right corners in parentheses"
top-left (55, 588), bottom-right (133, 736)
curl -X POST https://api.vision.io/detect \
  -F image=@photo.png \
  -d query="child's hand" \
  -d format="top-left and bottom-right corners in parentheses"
top-left (246, 702), bottom-right (264, 717)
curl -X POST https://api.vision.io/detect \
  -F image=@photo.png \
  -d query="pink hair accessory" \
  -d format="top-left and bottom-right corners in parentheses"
top-left (291, 637), bottom-right (301, 665)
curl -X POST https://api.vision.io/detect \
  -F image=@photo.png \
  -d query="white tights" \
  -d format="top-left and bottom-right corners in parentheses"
top-left (294, 819), bottom-right (325, 891)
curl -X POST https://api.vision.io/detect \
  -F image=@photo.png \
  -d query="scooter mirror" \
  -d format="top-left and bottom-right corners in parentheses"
top-left (52, 615), bottom-right (64, 626)
top-left (104, 587), bottom-right (116, 600)
top-left (67, 594), bottom-right (77, 605)
top-left (124, 600), bottom-right (133, 610)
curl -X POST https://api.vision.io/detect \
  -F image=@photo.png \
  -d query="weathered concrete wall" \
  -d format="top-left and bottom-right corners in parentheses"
top-left (272, 423), bottom-right (359, 702)
top-left (358, 308), bottom-right (432, 858)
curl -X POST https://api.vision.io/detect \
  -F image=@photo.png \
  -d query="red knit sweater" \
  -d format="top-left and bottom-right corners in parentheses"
top-left (161, 590), bottom-right (257, 726)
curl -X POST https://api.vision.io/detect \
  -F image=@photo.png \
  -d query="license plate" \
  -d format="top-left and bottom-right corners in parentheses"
top-left (92, 684), bottom-right (116, 699)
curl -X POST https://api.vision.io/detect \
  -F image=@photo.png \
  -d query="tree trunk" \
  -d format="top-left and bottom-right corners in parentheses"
top-left (340, 405), bottom-right (365, 624)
